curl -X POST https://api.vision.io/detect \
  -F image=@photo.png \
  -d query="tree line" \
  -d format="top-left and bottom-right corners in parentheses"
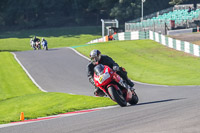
top-left (0, 0), bottom-right (192, 30)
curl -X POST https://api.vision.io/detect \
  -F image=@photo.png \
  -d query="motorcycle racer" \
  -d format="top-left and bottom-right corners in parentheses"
top-left (41, 38), bottom-right (48, 50)
top-left (32, 36), bottom-right (41, 50)
top-left (87, 49), bottom-right (135, 96)
top-left (33, 36), bottom-right (40, 43)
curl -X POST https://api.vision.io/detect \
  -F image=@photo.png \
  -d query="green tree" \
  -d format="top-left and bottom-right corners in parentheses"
top-left (0, 0), bottom-right (196, 30)
top-left (110, 0), bottom-right (140, 22)
top-left (144, 0), bottom-right (171, 15)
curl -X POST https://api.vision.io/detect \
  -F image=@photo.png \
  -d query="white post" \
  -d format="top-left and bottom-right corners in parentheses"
top-left (101, 19), bottom-right (104, 38)
top-left (141, 0), bottom-right (145, 21)
top-left (115, 19), bottom-right (119, 28)
top-left (141, 0), bottom-right (143, 21)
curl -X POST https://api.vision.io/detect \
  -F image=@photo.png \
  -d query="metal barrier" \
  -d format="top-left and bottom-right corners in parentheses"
top-left (87, 31), bottom-right (149, 44)
top-left (149, 30), bottom-right (200, 57)
top-left (87, 30), bottom-right (200, 57)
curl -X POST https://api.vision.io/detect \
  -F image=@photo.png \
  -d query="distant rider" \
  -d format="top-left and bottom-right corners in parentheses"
top-left (33, 36), bottom-right (41, 49)
top-left (33, 36), bottom-right (40, 43)
top-left (41, 38), bottom-right (48, 50)
top-left (87, 49), bottom-right (135, 96)
top-left (30, 38), bottom-right (35, 48)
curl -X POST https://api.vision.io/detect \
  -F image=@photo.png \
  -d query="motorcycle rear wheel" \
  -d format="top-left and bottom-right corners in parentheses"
top-left (38, 45), bottom-right (41, 50)
top-left (108, 86), bottom-right (127, 107)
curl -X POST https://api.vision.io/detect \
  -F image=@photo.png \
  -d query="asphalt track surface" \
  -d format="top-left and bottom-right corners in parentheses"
top-left (1, 48), bottom-right (200, 133)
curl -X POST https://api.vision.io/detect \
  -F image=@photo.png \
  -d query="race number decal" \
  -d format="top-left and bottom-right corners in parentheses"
top-left (98, 72), bottom-right (110, 84)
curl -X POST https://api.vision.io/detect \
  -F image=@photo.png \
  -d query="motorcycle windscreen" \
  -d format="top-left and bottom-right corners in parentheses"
top-left (94, 64), bottom-right (104, 76)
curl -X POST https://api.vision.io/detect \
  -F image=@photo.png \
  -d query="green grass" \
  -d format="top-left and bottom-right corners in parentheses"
top-left (0, 92), bottom-right (115, 124)
top-left (76, 40), bottom-right (200, 85)
top-left (0, 52), bottom-right (116, 124)
top-left (0, 52), bottom-right (41, 101)
top-left (1, 26), bottom-right (200, 124)
top-left (0, 26), bottom-right (101, 51)
top-left (0, 26), bottom-right (116, 124)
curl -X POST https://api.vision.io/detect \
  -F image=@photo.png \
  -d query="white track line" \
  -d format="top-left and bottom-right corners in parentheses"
top-left (12, 52), bottom-right (47, 92)
top-left (6, 47), bottom-right (196, 128)
top-left (68, 47), bottom-right (171, 87)
top-left (68, 47), bottom-right (90, 61)
top-left (3, 51), bottom-right (117, 128)
top-left (69, 47), bottom-right (200, 87)
top-left (0, 106), bottom-right (117, 129)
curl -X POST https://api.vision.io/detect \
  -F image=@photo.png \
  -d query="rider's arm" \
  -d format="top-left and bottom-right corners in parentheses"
top-left (87, 63), bottom-right (95, 86)
top-left (104, 55), bottom-right (119, 71)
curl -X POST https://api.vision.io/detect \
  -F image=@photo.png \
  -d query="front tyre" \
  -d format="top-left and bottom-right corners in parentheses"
top-left (108, 86), bottom-right (127, 107)
top-left (44, 46), bottom-right (48, 50)
top-left (38, 44), bottom-right (41, 50)
top-left (129, 90), bottom-right (139, 105)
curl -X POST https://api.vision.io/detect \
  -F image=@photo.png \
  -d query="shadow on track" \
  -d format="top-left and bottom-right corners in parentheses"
top-left (130, 98), bottom-right (186, 107)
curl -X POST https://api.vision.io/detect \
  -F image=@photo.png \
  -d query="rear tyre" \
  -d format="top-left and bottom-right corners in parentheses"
top-left (33, 44), bottom-right (36, 50)
top-left (38, 44), bottom-right (41, 50)
top-left (108, 86), bottom-right (127, 107)
top-left (129, 90), bottom-right (139, 105)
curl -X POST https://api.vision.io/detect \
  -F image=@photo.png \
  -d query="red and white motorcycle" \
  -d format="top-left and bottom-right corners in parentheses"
top-left (94, 64), bottom-right (139, 107)
top-left (35, 41), bottom-right (41, 50)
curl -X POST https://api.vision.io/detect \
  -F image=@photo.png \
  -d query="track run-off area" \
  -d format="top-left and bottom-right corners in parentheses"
top-left (1, 47), bottom-right (200, 133)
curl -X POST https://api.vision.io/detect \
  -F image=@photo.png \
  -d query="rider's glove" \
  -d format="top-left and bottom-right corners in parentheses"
top-left (113, 66), bottom-right (120, 72)
top-left (89, 76), bottom-right (95, 86)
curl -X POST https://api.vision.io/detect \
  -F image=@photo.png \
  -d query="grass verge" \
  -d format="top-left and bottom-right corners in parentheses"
top-left (0, 92), bottom-right (115, 124)
top-left (0, 26), bottom-right (101, 51)
top-left (76, 39), bottom-right (200, 85)
top-left (1, 26), bottom-right (200, 124)
top-left (0, 52), bottom-right (41, 101)
top-left (0, 52), bottom-right (116, 124)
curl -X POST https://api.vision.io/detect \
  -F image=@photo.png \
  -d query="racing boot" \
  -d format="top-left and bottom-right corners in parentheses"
top-left (94, 87), bottom-right (105, 97)
top-left (127, 79), bottom-right (135, 91)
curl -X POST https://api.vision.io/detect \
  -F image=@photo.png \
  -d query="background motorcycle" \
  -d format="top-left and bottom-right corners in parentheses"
top-left (31, 42), bottom-right (36, 50)
top-left (94, 64), bottom-right (139, 107)
top-left (35, 41), bottom-right (41, 50)
top-left (42, 41), bottom-right (48, 50)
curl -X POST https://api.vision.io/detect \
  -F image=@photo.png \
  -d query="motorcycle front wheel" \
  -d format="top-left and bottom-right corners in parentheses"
top-left (108, 86), bottom-right (127, 107)
top-left (129, 90), bottom-right (139, 105)
top-left (43, 46), bottom-right (48, 50)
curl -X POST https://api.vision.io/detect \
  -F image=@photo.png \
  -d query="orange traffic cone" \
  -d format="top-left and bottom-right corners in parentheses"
top-left (20, 112), bottom-right (24, 121)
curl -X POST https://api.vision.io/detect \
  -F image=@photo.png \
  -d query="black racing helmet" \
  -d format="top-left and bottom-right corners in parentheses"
top-left (90, 49), bottom-right (101, 65)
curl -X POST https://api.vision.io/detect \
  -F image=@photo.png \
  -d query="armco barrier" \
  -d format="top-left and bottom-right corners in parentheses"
top-left (149, 31), bottom-right (200, 57)
top-left (113, 31), bottom-right (149, 41)
top-left (87, 31), bottom-right (149, 44)
top-left (87, 36), bottom-right (108, 44)
top-left (87, 31), bottom-right (200, 57)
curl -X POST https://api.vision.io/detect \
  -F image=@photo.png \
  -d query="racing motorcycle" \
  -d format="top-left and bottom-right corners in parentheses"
top-left (94, 64), bottom-right (139, 107)
top-left (35, 41), bottom-right (41, 50)
top-left (31, 42), bottom-right (36, 50)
